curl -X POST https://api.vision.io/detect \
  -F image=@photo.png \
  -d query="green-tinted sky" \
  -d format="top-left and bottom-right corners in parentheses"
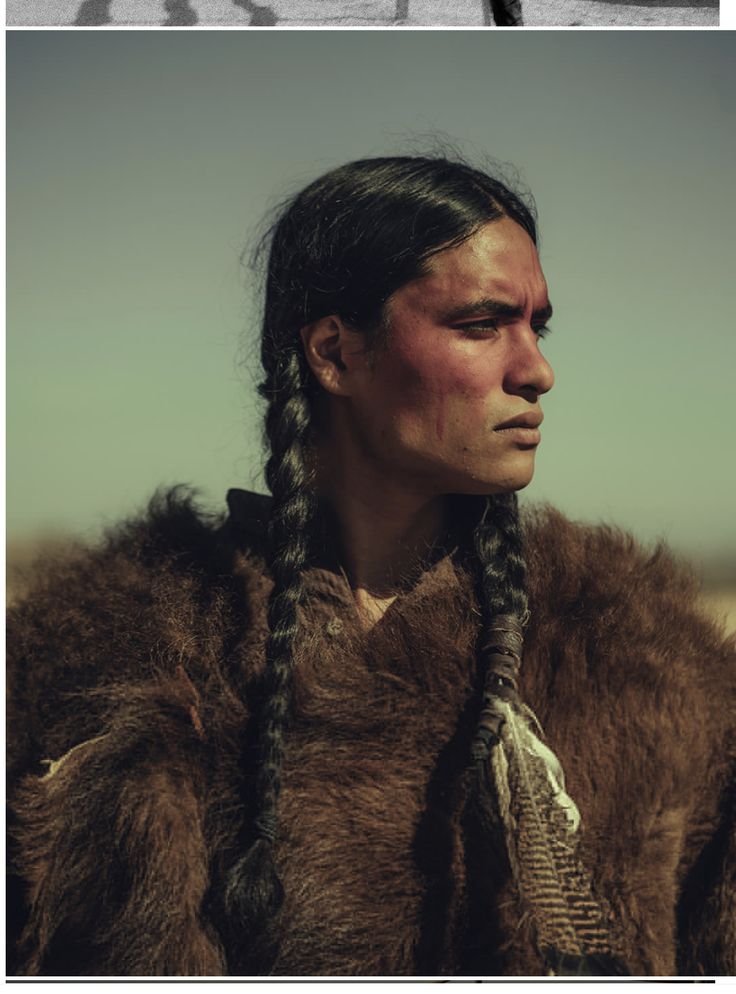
top-left (7, 30), bottom-right (736, 562)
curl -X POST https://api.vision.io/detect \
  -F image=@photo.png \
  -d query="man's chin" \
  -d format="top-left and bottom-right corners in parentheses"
top-left (459, 460), bottom-right (536, 496)
top-left (415, 451), bottom-right (537, 499)
top-left (449, 475), bottom-right (534, 498)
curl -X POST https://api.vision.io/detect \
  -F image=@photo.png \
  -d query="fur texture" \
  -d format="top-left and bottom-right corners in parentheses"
top-left (6, 490), bottom-right (735, 977)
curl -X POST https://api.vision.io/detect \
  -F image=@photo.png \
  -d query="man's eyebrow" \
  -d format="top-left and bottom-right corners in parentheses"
top-left (443, 297), bottom-right (554, 324)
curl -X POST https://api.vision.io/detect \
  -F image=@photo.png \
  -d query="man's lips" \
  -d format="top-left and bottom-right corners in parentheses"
top-left (493, 412), bottom-right (543, 446)
top-left (494, 412), bottom-right (544, 430)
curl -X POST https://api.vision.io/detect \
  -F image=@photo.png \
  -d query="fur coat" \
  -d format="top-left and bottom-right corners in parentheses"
top-left (6, 488), bottom-right (736, 977)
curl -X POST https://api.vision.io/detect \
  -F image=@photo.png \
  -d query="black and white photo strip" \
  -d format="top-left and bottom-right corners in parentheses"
top-left (6, 0), bottom-right (736, 980)
top-left (4, 0), bottom-right (724, 26)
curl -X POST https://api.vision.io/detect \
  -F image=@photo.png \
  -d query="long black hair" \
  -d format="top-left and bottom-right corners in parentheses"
top-left (219, 155), bottom-right (590, 972)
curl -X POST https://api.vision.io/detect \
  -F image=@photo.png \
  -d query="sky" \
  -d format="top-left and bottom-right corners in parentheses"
top-left (6, 30), bottom-right (736, 565)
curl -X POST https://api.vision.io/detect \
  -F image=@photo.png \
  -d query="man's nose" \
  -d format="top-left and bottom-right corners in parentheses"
top-left (503, 331), bottom-right (555, 399)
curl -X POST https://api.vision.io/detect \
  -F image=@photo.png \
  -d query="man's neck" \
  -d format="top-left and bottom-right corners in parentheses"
top-left (317, 452), bottom-right (447, 629)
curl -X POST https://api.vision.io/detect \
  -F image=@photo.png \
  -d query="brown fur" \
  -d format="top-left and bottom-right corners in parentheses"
top-left (6, 490), bottom-right (735, 976)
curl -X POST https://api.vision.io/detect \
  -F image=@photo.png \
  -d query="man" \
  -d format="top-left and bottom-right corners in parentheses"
top-left (8, 155), bottom-right (734, 976)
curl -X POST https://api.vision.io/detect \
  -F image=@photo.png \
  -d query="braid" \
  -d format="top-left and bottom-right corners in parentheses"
top-left (474, 492), bottom-right (527, 621)
top-left (259, 350), bottom-right (315, 838)
top-left (470, 489), bottom-right (528, 828)
top-left (471, 496), bottom-right (625, 975)
top-left (218, 348), bottom-right (314, 968)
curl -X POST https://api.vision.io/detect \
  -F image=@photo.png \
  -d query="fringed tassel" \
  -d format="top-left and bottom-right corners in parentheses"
top-left (471, 615), bottom-right (627, 976)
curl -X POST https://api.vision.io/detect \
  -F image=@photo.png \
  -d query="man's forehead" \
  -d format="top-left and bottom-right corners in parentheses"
top-left (399, 263), bottom-right (550, 315)
top-left (425, 235), bottom-right (544, 285)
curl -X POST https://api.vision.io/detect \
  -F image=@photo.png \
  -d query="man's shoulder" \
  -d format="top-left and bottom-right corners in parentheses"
top-left (9, 487), bottom-right (227, 621)
top-left (6, 487), bottom-right (271, 783)
top-left (9, 486), bottom-right (273, 610)
top-left (522, 502), bottom-right (734, 715)
top-left (522, 503), bottom-right (704, 618)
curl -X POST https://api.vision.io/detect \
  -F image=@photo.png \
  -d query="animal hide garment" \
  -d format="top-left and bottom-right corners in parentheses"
top-left (6, 489), bottom-right (736, 977)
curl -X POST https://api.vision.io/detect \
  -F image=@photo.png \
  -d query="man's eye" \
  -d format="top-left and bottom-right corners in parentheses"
top-left (454, 319), bottom-right (499, 337)
top-left (534, 325), bottom-right (552, 340)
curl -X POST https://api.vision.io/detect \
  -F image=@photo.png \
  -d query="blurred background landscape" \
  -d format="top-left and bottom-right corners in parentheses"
top-left (7, 31), bottom-right (735, 632)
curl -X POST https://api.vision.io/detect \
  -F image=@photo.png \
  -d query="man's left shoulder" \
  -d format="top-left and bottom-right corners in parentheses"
top-left (523, 503), bottom-right (718, 628)
top-left (522, 503), bottom-right (734, 699)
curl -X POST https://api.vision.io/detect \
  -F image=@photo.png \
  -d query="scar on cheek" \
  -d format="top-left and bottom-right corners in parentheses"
top-left (435, 392), bottom-right (446, 442)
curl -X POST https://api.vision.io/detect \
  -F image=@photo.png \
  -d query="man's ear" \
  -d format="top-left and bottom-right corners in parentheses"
top-left (299, 316), bottom-right (367, 397)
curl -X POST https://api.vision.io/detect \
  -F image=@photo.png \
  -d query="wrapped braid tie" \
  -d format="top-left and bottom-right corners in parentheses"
top-left (471, 615), bottom-right (628, 977)
top-left (254, 813), bottom-right (278, 845)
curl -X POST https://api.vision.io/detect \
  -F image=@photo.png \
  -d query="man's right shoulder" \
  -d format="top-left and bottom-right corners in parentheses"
top-left (9, 487), bottom-right (230, 634)
top-left (6, 487), bottom-right (271, 783)
top-left (9, 486), bottom-right (272, 615)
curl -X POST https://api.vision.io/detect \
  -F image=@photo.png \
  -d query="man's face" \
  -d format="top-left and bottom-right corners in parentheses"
top-left (344, 216), bottom-right (555, 497)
